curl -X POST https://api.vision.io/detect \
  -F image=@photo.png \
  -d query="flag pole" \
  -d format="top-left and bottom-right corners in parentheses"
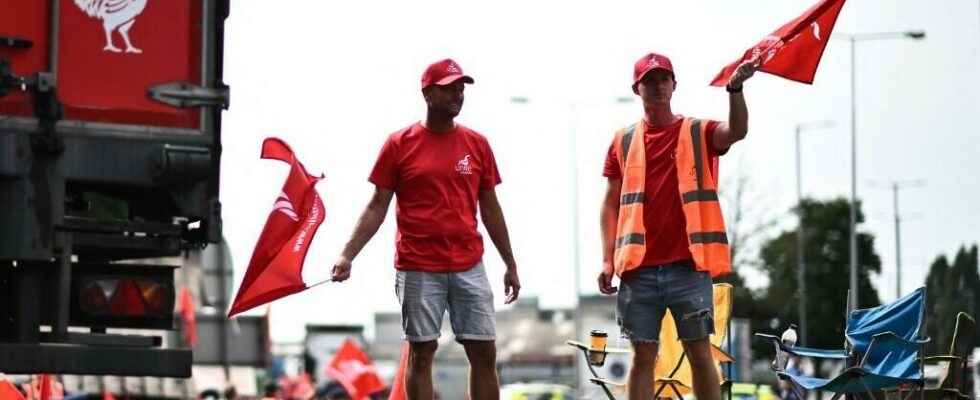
top-left (305, 279), bottom-right (336, 289)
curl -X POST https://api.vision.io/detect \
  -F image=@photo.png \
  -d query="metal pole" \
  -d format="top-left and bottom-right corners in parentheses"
top-left (848, 38), bottom-right (859, 309)
top-left (53, 233), bottom-right (72, 342)
top-left (570, 103), bottom-right (583, 390)
top-left (795, 126), bottom-right (807, 346)
top-left (893, 183), bottom-right (901, 299)
top-left (218, 241), bottom-right (230, 379)
top-left (48, 0), bottom-right (59, 77)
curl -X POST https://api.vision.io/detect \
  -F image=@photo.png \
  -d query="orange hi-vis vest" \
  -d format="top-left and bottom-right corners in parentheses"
top-left (613, 117), bottom-right (732, 278)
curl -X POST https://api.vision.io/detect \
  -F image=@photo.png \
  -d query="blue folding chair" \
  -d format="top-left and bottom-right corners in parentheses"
top-left (756, 287), bottom-right (928, 400)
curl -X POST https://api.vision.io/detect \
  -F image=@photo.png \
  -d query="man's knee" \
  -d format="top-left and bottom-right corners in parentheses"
top-left (409, 340), bottom-right (438, 370)
top-left (461, 340), bottom-right (497, 369)
top-left (631, 341), bottom-right (659, 369)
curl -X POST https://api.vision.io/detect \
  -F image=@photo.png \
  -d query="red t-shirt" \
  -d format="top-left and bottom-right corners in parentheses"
top-left (603, 117), bottom-right (725, 269)
top-left (370, 122), bottom-right (502, 272)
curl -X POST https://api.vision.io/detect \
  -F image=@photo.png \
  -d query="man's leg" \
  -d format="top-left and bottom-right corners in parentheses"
top-left (461, 340), bottom-right (499, 400)
top-left (406, 340), bottom-right (438, 400)
top-left (396, 269), bottom-right (449, 400)
top-left (447, 262), bottom-right (499, 399)
top-left (616, 268), bottom-right (667, 400)
top-left (683, 338), bottom-right (721, 400)
top-left (628, 341), bottom-right (659, 400)
top-left (667, 262), bottom-right (718, 400)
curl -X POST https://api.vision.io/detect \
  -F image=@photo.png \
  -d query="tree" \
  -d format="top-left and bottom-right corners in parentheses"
top-left (924, 244), bottom-right (979, 354)
top-left (757, 198), bottom-right (882, 351)
top-left (718, 161), bottom-right (778, 320)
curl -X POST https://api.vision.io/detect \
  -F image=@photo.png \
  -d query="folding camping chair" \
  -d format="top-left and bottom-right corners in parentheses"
top-left (756, 287), bottom-right (928, 400)
top-left (909, 312), bottom-right (974, 400)
top-left (569, 283), bottom-right (735, 399)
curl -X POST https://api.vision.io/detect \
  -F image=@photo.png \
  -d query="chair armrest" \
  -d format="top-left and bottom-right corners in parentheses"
top-left (924, 355), bottom-right (962, 363)
top-left (591, 377), bottom-right (625, 387)
top-left (788, 346), bottom-right (850, 359)
top-left (754, 333), bottom-right (849, 359)
top-left (870, 332), bottom-right (929, 346)
top-left (566, 340), bottom-right (588, 351)
top-left (712, 344), bottom-right (734, 363)
top-left (565, 340), bottom-right (630, 354)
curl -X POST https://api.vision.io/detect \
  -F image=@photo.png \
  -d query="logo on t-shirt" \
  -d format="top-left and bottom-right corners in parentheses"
top-left (455, 154), bottom-right (473, 175)
top-left (273, 192), bottom-right (299, 221)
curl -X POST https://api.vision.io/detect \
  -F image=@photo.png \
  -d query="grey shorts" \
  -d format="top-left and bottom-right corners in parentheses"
top-left (395, 261), bottom-right (496, 343)
top-left (616, 261), bottom-right (714, 343)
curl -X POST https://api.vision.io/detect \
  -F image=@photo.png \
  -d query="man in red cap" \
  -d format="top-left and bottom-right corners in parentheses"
top-left (597, 53), bottom-right (758, 399)
top-left (331, 58), bottom-right (520, 400)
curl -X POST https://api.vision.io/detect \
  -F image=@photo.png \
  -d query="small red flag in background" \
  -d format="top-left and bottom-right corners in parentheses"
top-left (38, 375), bottom-right (50, 400)
top-left (0, 378), bottom-right (26, 400)
top-left (387, 342), bottom-right (409, 400)
top-left (710, 0), bottom-right (846, 86)
top-left (228, 138), bottom-right (325, 317)
top-left (178, 287), bottom-right (198, 347)
top-left (325, 339), bottom-right (386, 400)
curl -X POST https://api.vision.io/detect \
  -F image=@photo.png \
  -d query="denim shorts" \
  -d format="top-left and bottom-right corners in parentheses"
top-left (616, 261), bottom-right (714, 343)
top-left (395, 261), bottom-right (496, 343)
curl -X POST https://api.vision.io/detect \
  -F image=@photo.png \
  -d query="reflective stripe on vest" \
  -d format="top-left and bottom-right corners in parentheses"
top-left (613, 118), bottom-right (731, 277)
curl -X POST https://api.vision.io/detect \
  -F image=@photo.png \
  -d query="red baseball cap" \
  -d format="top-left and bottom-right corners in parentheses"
top-left (421, 58), bottom-right (475, 89)
top-left (633, 53), bottom-right (675, 88)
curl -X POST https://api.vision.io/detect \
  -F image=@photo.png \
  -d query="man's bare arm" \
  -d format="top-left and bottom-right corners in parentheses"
top-left (479, 188), bottom-right (520, 304)
top-left (331, 187), bottom-right (394, 281)
top-left (598, 178), bottom-right (621, 294)
top-left (713, 60), bottom-right (759, 151)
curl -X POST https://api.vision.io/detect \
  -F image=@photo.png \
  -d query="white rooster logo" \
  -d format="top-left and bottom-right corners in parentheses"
top-left (73, 0), bottom-right (148, 54)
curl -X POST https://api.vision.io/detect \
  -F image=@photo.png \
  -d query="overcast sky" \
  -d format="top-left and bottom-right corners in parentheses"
top-left (220, 0), bottom-right (980, 342)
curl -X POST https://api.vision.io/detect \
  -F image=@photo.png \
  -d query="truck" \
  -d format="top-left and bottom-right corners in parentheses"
top-left (0, 0), bottom-right (230, 378)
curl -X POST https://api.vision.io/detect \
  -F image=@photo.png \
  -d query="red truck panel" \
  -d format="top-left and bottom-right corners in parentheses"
top-left (1, 0), bottom-right (202, 129)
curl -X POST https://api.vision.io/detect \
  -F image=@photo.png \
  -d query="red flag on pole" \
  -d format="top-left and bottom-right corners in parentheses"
top-left (39, 375), bottom-right (50, 400)
top-left (324, 339), bottom-right (386, 400)
top-left (387, 342), bottom-right (409, 400)
top-left (178, 287), bottom-right (198, 347)
top-left (228, 138), bottom-right (326, 317)
top-left (710, 0), bottom-right (846, 86)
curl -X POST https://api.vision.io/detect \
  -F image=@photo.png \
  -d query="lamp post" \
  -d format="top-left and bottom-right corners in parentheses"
top-left (869, 179), bottom-right (925, 299)
top-left (510, 95), bottom-right (633, 389)
top-left (794, 120), bottom-right (833, 346)
top-left (834, 30), bottom-right (925, 309)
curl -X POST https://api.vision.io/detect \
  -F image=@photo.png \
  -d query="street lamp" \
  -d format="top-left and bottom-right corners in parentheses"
top-left (833, 30), bottom-right (925, 309)
top-left (868, 179), bottom-right (925, 300)
top-left (794, 120), bottom-right (833, 346)
top-left (509, 95), bottom-right (633, 389)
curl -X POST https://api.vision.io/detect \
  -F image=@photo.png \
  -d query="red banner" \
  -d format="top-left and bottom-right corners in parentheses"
top-left (228, 138), bottom-right (325, 317)
top-left (325, 339), bottom-right (386, 400)
top-left (710, 0), bottom-right (846, 86)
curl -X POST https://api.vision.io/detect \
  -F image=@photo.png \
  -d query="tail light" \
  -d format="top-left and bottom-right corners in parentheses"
top-left (71, 264), bottom-right (176, 330)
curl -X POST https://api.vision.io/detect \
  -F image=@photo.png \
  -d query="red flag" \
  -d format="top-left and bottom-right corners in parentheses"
top-left (0, 379), bottom-right (25, 400)
top-left (178, 287), bottom-right (198, 347)
top-left (38, 375), bottom-right (49, 400)
top-left (710, 0), bottom-right (846, 86)
top-left (228, 138), bottom-right (326, 317)
top-left (325, 339), bottom-right (386, 400)
top-left (387, 342), bottom-right (409, 400)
